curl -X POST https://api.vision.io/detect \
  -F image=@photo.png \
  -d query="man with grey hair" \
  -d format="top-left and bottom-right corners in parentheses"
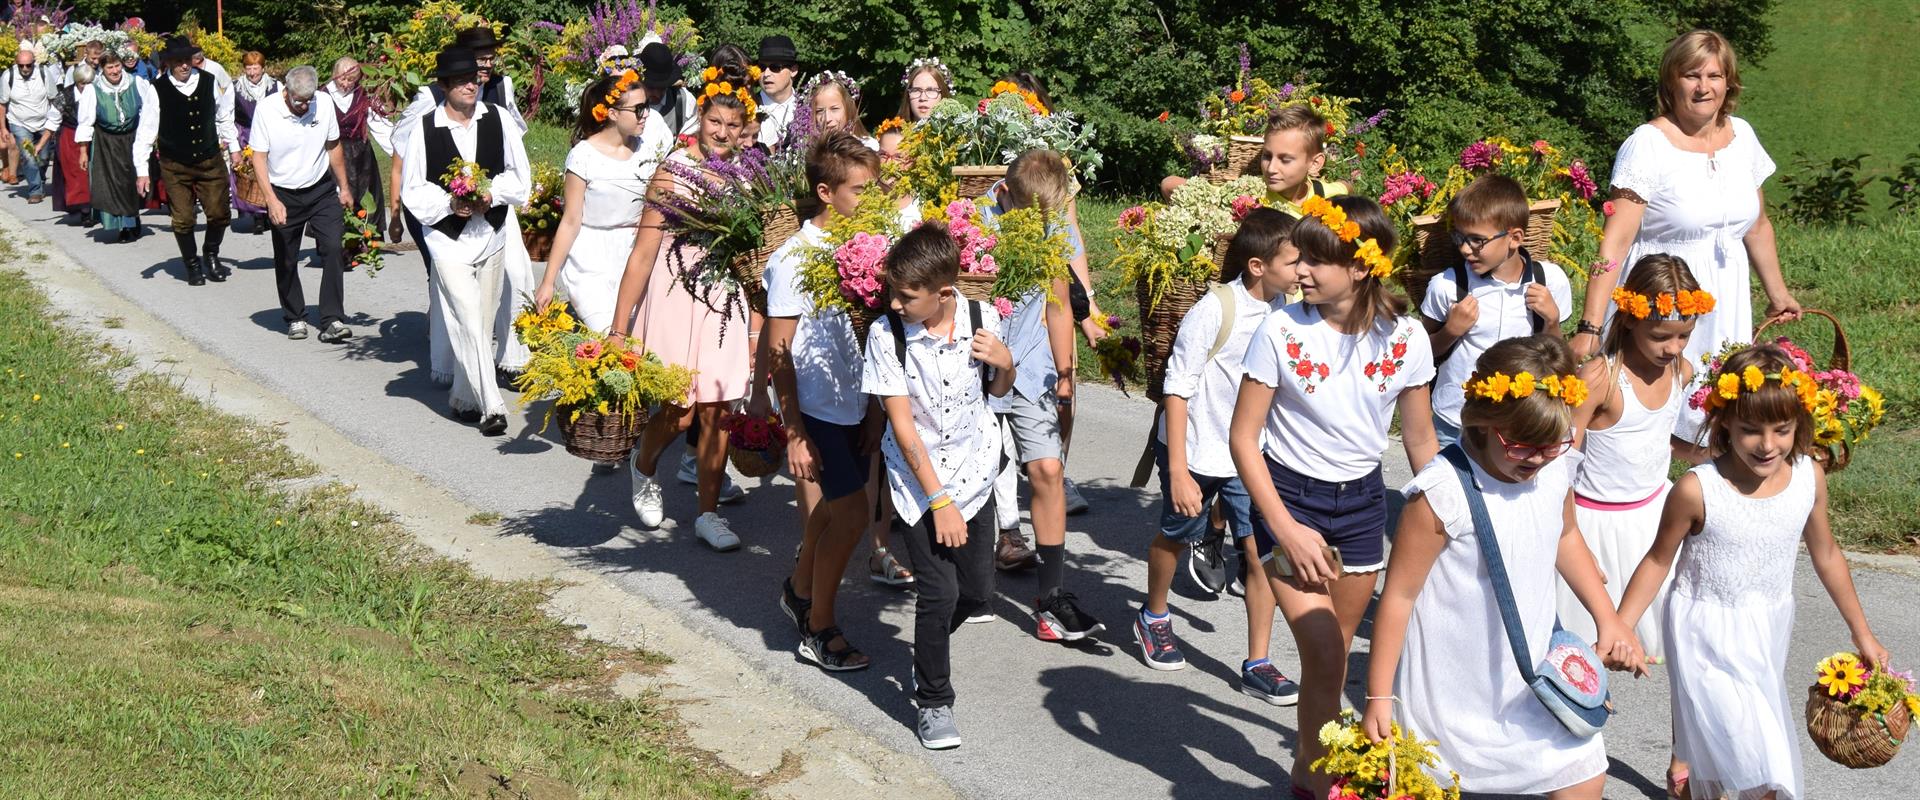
top-left (248, 64), bottom-right (355, 343)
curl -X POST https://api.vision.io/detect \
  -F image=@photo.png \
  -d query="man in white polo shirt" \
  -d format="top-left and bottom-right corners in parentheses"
top-left (248, 65), bottom-right (354, 344)
top-left (0, 43), bottom-right (63, 202)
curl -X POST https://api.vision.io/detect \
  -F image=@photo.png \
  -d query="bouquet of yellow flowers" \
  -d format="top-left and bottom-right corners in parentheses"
top-left (797, 181), bottom-right (911, 347)
top-left (1315, 709), bottom-right (1462, 800)
top-left (1807, 652), bottom-right (1916, 768)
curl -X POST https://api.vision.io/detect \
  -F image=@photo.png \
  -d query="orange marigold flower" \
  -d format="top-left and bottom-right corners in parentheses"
top-left (1229, 89), bottom-right (1246, 104)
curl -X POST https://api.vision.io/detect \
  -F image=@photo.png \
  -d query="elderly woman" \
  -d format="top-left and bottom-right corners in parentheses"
top-left (232, 51), bottom-right (280, 231)
top-left (76, 51), bottom-right (156, 242)
top-left (1573, 29), bottom-right (1800, 446)
top-left (51, 61), bottom-right (93, 222)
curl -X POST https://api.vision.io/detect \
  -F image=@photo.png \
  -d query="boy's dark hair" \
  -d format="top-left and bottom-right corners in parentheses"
top-left (1264, 105), bottom-right (1329, 154)
top-left (1450, 174), bottom-right (1530, 233)
top-left (1219, 207), bottom-right (1296, 284)
top-left (886, 223), bottom-right (960, 290)
top-left (806, 132), bottom-right (881, 198)
top-left (1290, 195), bottom-right (1406, 330)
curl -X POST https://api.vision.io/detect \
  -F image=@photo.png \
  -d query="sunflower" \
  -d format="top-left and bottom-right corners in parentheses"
top-left (1818, 653), bottom-right (1867, 698)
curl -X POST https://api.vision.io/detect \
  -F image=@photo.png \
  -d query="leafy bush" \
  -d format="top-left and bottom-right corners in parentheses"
top-left (1778, 153), bottom-right (1872, 227)
top-left (1884, 151), bottom-right (1920, 216)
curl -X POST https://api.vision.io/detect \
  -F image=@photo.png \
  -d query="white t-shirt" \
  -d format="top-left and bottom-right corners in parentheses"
top-left (1422, 259), bottom-right (1573, 428)
top-left (861, 304), bottom-right (1004, 526)
top-left (249, 93), bottom-right (340, 189)
top-left (1242, 305), bottom-right (1435, 481)
top-left (765, 221), bottom-right (866, 425)
top-left (1157, 281), bottom-right (1285, 478)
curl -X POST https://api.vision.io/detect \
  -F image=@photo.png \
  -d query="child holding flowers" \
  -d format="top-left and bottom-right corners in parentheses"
top-left (1615, 344), bottom-right (1893, 800)
top-left (1226, 195), bottom-right (1437, 798)
top-left (1364, 335), bottom-right (1633, 799)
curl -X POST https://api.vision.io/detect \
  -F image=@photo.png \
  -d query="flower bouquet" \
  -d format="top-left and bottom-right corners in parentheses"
top-left (719, 412), bottom-right (788, 478)
top-left (1807, 652), bottom-right (1916, 768)
top-left (900, 84), bottom-right (1102, 202)
top-left (1314, 709), bottom-right (1463, 800)
top-left (1178, 44), bottom-right (1387, 184)
top-left (540, 0), bottom-right (702, 116)
top-left (520, 162), bottom-right (565, 262)
top-left (654, 145), bottom-right (807, 318)
top-left (440, 156), bottom-right (493, 223)
top-left (512, 299), bottom-right (693, 462)
top-left (798, 181), bottom-right (911, 349)
top-left (342, 195), bottom-right (386, 275)
top-left (1090, 314), bottom-right (1143, 395)
top-left (1687, 324), bottom-right (1885, 472)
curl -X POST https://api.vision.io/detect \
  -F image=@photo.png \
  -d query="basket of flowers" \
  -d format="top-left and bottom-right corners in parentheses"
top-left (511, 300), bottom-right (693, 462)
top-left (933, 197), bottom-right (1071, 311)
top-left (798, 182), bottom-right (911, 348)
top-left (342, 195), bottom-right (386, 275)
top-left (1175, 44), bottom-right (1387, 185)
top-left (1315, 709), bottom-right (1463, 800)
top-left (720, 411), bottom-right (788, 478)
top-left (654, 145), bottom-right (807, 317)
top-left (1690, 317), bottom-right (1884, 472)
top-left (520, 162), bottom-right (565, 262)
top-left (901, 83), bottom-right (1101, 203)
top-left (1806, 651), bottom-right (1917, 768)
top-left (234, 146), bottom-right (269, 208)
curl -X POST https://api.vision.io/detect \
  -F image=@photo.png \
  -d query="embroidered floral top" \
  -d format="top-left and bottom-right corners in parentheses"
top-left (1242, 304), bottom-right (1433, 481)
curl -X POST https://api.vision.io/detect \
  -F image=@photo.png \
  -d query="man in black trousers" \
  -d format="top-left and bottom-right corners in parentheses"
top-left (247, 65), bottom-right (354, 343)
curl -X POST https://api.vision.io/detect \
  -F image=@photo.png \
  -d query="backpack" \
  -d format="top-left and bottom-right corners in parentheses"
top-left (1129, 283), bottom-right (1240, 487)
top-left (885, 299), bottom-right (991, 398)
top-left (1432, 245), bottom-right (1549, 369)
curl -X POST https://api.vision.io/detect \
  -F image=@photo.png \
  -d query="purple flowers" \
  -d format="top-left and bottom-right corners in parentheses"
top-left (1236, 42), bottom-right (1252, 96)
top-left (1567, 159), bottom-right (1598, 200)
top-left (1347, 108), bottom-right (1390, 137)
top-left (1459, 140), bottom-right (1500, 170)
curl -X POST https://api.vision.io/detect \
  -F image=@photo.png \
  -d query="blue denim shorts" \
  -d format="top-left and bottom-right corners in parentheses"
top-left (801, 414), bottom-right (870, 501)
top-left (1154, 440), bottom-right (1253, 544)
top-left (1251, 456), bottom-right (1388, 572)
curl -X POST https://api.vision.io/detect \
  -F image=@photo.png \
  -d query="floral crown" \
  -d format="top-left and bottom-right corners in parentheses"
top-left (1612, 287), bottom-right (1716, 320)
top-left (1299, 196), bottom-right (1394, 279)
top-left (901, 57), bottom-right (953, 92)
top-left (591, 70), bottom-right (641, 123)
top-left (875, 116), bottom-right (906, 136)
top-left (701, 64), bottom-right (762, 85)
top-left (699, 81), bottom-right (758, 118)
top-left (988, 80), bottom-right (1048, 116)
top-left (801, 70), bottom-right (861, 104)
top-left (1692, 364), bottom-right (1820, 414)
top-left (1467, 371), bottom-right (1590, 407)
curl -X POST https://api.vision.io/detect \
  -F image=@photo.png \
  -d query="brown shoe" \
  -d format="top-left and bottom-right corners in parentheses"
top-left (995, 528), bottom-right (1040, 571)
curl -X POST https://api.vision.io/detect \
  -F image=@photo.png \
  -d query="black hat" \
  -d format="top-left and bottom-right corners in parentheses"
top-left (638, 42), bottom-right (677, 90)
top-left (453, 26), bottom-right (500, 52)
top-left (159, 35), bottom-right (197, 65)
top-left (756, 35), bottom-right (798, 66)
top-left (431, 46), bottom-right (482, 80)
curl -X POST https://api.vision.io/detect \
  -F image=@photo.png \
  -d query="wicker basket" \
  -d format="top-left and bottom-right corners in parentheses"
top-left (235, 169), bottom-right (269, 209)
top-left (847, 302), bottom-right (883, 352)
top-left (728, 444), bottom-right (785, 478)
top-left (523, 229), bottom-right (554, 263)
top-left (956, 272), bottom-right (996, 302)
top-left (1755, 309), bottom-right (1855, 472)
top-left (1806, 684), bottom-right (1909, 768)
top-left (556, 406), bottom-right (647, 463)
top-left (727, 205), bottom-right (802, 315)
top-left (952, 165), bottom-right (1008, 200)
top-left (1402, 199), bottom-right (1561, 307)
top-left (1137, 271), bottom-right (1220, 402)
top-left (1204, 135), bottom-right (1265, 184)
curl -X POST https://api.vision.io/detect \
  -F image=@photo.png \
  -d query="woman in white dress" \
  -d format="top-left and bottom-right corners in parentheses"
top-left (533, 70), bottom-right (664, 333)
top-left (1365, 336), bottom-right (1638, 799)
top-left (1572, 30), bottom-right (1801, 444)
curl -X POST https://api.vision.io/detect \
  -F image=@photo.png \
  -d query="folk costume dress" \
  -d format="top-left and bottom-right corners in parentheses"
top-left (75, 71), bottom-right (158, 231)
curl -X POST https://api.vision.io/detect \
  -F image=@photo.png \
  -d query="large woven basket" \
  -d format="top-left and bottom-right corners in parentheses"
top-left (956, 272), bottom-right (996, 302)
top-left (1204, 135), bottom-right (1265, 184)
top-left (1806, 684), bottom-right (1909, 768)
top-left (1137, 271), bottom-right (1220, 402)
top-left (235, 169), bottom-right (269, 209)
top-left (952, 165), bottom-right (1008, 200)
top-left (847, 302), bottom-right (883, 352)
top-left (728, 444), bottom-right (785, 478)
top-left (556, 406), bottom-right (647, 463)
top-left (727, 205), bottom-right (802, 315)
top-left (1755, 309), bottom-right (1854, 472)
top-left (1403, 199), bottom-right (1560, 307)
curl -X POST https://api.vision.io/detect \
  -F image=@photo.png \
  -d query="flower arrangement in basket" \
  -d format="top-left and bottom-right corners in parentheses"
top-left (520, 162), bottom-right (565, 262)
top-left (719, 412), bottom-right (788, 478)
top-left (538, 0), bottom-right (702, 114)
top-left (1807, 652), bottom-right (1917, 768)
top-left (511, 300), bottom-right (693, 462)
top-left (798, 181), bottom-right (911, 348)
top-left (342, 195), bottom-right (385, 275)
top-left (654, 145), bottom-right (807, 318)
top-left (361, 3), bottom-right (520, 113)
top-left (1687, 328), bottom-right (1885, 471)
top-left (1314, 709), bottom-right (1463, 800)
top-left (233, 145), bottom-right (268, 207)
top-left (1170, 44), bottom-right (1388, 184)
top-left (899, 87), bottom-right (1102, 202)
top-left (933, 197), bottom-right (1071, 313)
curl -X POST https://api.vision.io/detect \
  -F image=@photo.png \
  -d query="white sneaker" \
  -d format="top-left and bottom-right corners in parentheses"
top-left (694, 512), bottom-right (741, 551)
top-left (677, 452), bottom-right (746, 504)
top-left (630, 460), bottom-right (665, 529)
top-left (1063, 478), bottom-right (1090, 515)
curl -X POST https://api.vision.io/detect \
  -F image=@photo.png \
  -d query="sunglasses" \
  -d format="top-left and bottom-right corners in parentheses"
top-left (757, 62), bottom-right (795, 73)
top-left (1495, 431), bottom-right (1575, 461)
top-left (1449, 229), bottom-right (1511, 254)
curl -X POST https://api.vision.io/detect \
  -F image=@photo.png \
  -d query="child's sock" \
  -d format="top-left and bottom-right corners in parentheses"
top-left (1037, 543), bottom-right (1065, 597)
top-left (1242, 657), bottom-right (1269, 672)
top-left (1139, 607), bottom-right (1170, 625)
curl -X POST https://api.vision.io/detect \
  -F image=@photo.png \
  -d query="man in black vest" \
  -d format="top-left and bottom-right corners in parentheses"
top-left (133, 36), bottom-right (240, 286)
top-left (398, 46), bottom-right (529, 437)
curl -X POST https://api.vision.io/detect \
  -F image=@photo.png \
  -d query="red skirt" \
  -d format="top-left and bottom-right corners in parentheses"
top-left (51, 125), bottom-right (88, 211)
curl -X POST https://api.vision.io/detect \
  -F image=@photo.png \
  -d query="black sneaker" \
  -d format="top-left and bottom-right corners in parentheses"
top-left (1032, 589), bottom-right (1104, 643)
top-left (1240, 661), bottom-right (1301, 706)
top-left (1227, 553), bottom-right (1248, 598)
top-left (1187, 526), bottom-right (1228, 595)
top-left (1133, 611), bottom-right (1186, 671)
top-left (780, 578), bottom-right (811, 636)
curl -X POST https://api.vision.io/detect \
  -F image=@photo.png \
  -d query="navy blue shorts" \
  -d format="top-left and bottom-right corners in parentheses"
top-left (1251, 456), bottom-right (1389, 572)
top-left (802, 414), bottom-right (870, 501)
top-left (1154, 440), bottom-right (1253, 544)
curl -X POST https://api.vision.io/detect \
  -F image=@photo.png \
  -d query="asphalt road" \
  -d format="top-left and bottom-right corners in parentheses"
top-left (15, 192), bottom-right (1917, 798)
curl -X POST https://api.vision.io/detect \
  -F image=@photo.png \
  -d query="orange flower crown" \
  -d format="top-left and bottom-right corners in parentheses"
top-left (875, 116), bottom-right (907, 136)
top-left (698, 81), bottom-right (758, 118)
top-left (1611, 287), bottom-right (1716, 320)
top-left (988, 80), bottom-right (1049, 116)
top-left (591, 69), bottom-right (641, 123)
top-left (1703, 364), bottom-right (1819, 414)
top-left (1466, 371), bottom-right (1590, 408)
top-left (1300, 196), bottom-right (1394, 279)
top-left (701, 65), bottom-right (764, 84)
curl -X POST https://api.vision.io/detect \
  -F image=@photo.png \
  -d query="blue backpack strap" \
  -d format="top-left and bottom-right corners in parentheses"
top-left (1439, 444), bottom-right (1539, 683)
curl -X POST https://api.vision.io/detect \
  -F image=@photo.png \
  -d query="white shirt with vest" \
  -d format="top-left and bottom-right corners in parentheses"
top-left (131, 69), bottom-right (241, 172)
top-left (398, 101), bottom-right (530, 265)
top-left (249, 93), bottom-right (339, 189)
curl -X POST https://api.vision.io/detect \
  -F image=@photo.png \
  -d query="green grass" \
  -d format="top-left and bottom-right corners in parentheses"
top-left (0, 259), bottom-right (746, 796)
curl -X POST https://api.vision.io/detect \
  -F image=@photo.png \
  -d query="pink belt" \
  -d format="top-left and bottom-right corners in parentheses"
top-left (1575, 486), bottom-right (1665, 512)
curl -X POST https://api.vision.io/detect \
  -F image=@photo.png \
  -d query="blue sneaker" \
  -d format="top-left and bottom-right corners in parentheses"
top-left (1133, 611), bottom-right (1186, 671)
top-left (1241, 661), bottom-right (1300, 706)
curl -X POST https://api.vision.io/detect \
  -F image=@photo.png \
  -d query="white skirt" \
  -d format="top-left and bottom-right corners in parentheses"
top-left (556, 225), bottom-right (637, 334)
top-left (1557, 483), bottom-right (1673, 661)
top-left (1664, 589), bottom-right (1802, 799)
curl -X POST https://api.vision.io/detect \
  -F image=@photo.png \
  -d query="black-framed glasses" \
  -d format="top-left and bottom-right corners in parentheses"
top-left (1449, 229), bottom-right (1511, 254)
top-left (1495, 431), bottom-right (1575, 461)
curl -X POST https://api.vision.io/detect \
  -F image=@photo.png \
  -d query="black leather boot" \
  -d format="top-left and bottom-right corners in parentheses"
top-left (203, 223), bottom-right (229, 282)
top-left (174, 232), bottom-right (205, 286)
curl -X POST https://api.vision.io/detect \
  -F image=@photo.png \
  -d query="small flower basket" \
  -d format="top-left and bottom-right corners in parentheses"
top-left (1315, 709), bottom-right (1463, 800)
top-left (1204, 135), bottom-right (1265, 184)
top-left (799, 183), bottom-right (912, 351)
top-left (511, 300), bottom-right (693, 463)
top-left (728, 204), bottom-right (801, 314)
top-left (235, 147), bottom-right (269, 208)
top-left (656, 147), bottom-right (808, 319)
top-left (1691, 319), bottom-right (1883, 473)
top-left (720, 412), bottom-right (787, 478)
top-left (900, 82), bottom-right (1101, 204)
top-left (1171, 44), bottom-right (1387, 186)
top-left (556, 404), bottom-right (647, 462)
top-left (1806, 652), bottom-right (1917, 769)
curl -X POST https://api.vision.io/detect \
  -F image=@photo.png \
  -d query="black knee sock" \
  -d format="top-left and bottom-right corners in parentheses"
top-left (1037, 543), bottom-right (1065, 598)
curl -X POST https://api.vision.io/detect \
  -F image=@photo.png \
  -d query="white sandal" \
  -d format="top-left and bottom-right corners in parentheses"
top-left (868, 547), bottom-right (914, 586)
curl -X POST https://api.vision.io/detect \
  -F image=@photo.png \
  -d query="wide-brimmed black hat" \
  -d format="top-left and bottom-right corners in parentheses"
top-left (431, 46), bottom-right (482, 80)
top-left (159, 35), bottom-right (197, 64)
top-left (756, 35), bottom-right (797, 66)
top-left (453, 26), bottom-right (500, 52)
top-left (638, 42), bottom-right (677, 89)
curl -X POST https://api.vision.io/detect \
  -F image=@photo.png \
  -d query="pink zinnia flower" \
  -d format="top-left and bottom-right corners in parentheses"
top-left (1459, 140), bottom-right (1499, 170)
top-left (993, 297), bottom-right (1014, 317)
top-left (1117, 205), bottom-right (1147, 232)
top-left (1532, 139), bottom-right (1551, 155)
top-left (574, 340), bottom-right (604, 361)
top-left (1230, 194), bottom-right (1260, 221)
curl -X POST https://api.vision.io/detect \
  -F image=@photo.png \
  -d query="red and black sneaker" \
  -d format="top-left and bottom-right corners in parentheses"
top-left (1032, 589), bottom-right (1104, 643)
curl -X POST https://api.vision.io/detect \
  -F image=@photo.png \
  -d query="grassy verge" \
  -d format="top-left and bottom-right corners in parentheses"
top-left (0, 260), bottom-right (746, 796)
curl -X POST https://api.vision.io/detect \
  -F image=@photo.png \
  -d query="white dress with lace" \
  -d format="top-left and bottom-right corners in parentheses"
top-left (1665, 457), bottom-right (1812, 800)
